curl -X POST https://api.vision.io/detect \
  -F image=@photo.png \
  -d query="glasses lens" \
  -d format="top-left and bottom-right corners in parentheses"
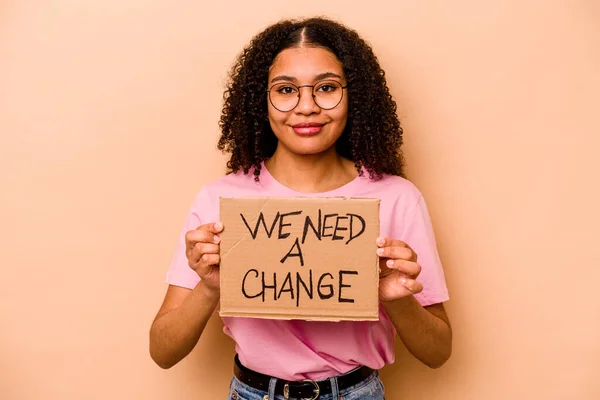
top-left (269, 83), bottom-right (299, 112)
top-left (268, 81), bottom-right (344, 111)
top-left (313, 81), bottom-right (343, 110)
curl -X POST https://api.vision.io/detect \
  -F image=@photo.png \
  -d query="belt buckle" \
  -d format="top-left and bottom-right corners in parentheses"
top-left (302, 379), bottom-right (320, 400)
top-left (283, 379), bottom-right (320, 400)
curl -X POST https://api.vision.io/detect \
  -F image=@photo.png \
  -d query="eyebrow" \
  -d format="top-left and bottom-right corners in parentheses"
top-left (270, 72), bottom-right (343, 84)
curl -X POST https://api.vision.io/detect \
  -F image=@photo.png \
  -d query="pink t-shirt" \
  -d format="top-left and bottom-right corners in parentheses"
top-left (166, 163), bottom-right (449, 381)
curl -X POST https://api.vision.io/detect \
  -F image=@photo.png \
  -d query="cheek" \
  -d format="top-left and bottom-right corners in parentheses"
top-left (267, 107), bottom-right (288, 136)
top-left (334, 95), bottom-right (349, 119)
top-left (331, 102), bottom-right (349, 126)
top-left (267, 103), bottom-right (285, 124)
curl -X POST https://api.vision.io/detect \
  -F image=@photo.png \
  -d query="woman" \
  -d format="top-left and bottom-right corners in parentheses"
top-left (150, 17), bottom-right (452, 400)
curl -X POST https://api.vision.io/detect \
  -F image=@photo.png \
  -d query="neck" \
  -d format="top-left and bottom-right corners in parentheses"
top-left (264, 145), bottom-right (357, 193)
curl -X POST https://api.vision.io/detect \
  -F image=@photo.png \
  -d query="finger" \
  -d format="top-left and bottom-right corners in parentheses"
top-left (199, 253), bottom-right (220, 268)
top-left (186, 229), bottom-right (221, 252)
top-left (190, 252), bottom-right (221, 271)
top-left (377, 245), bottom-right (416, 261)
top-left (400, 277), bottom-right (423, 294)
top-left (188, 242), bottom-right (220, 265)
top-left (376, 237), bottom-right (408, 248)
top-left (378, 259), bottom-right (395, 278)
top-left (385, 259), bottom-right (421, 278)
top-left (189, 254), bottom-right (221, 276)
top-left (193, 242), bottom-right (220, 255)
top-left (197, 221), bottom-right (224, 234)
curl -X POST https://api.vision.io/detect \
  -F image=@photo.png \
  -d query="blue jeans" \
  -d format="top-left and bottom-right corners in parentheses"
top-left (227, 370), bottom-right (386, 400)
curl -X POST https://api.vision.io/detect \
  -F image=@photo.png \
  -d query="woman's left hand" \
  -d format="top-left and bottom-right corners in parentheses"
top-left (376, 237), bottom-right (423, 302)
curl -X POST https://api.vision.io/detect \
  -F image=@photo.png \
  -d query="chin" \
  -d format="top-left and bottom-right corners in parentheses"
top-left (293, 149), bottom-right (327, 156)
top-left (287, 140), bottom-right (336, 156)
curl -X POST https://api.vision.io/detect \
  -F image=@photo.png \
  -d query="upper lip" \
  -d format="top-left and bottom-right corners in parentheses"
top-left (292, 123), bottom-right (325, 128)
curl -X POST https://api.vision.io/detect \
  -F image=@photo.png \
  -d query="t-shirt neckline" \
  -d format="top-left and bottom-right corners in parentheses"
top-left (257, 160), bottom-right (366, 197)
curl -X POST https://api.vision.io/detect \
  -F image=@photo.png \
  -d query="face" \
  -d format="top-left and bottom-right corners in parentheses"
top-left (267, 46), bottom-right (348, 156)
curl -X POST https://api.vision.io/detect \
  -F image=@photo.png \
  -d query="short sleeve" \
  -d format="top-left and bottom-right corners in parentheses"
top-left (165, 189), bottom-right (210, 289)
top-left (400, 195), bottom-right (449, 306)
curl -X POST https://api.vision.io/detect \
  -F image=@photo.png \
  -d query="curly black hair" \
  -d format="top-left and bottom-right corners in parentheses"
top-left (217, 16), bottom-right (405, 180)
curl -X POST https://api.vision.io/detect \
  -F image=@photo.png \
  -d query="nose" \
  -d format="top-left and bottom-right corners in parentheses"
top-left (294, 86), bottom-right (320, 115)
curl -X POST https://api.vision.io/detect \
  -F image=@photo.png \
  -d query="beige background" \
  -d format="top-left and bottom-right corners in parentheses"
top-left (1, 0), bottom-right (599, 399)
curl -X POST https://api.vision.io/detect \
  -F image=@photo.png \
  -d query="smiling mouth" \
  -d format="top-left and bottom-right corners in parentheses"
top-left (292, 123), bottom-right (325, 135)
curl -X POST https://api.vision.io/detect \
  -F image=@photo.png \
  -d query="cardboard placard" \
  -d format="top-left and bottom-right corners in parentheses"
top-left (219, 197), bottom-right (380, 321)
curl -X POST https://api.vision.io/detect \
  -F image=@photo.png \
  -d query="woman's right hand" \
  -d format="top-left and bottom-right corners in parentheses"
top-left (185, 221), bottom-right (224, 293)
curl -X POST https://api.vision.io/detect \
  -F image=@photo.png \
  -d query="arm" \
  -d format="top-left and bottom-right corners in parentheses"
top-left (149, 221), bottom-right (223, 369)
top-left (149, 283), bottom-right (219, 369)
top-left (377, 237), bottom-right (452, 368)
top-left (383, 299), bottom-right (452, 368)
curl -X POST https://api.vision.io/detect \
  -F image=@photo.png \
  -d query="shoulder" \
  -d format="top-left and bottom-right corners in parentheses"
top-left (361, 172), bottom-right (423, 209)
top-left (203, 170), bottom-right (258, 192)
top-left (188, 169), bottom-right (262, 208)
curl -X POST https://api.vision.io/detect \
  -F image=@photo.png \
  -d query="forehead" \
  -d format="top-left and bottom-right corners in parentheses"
top-left (268, 47), bottom-right (344, 80)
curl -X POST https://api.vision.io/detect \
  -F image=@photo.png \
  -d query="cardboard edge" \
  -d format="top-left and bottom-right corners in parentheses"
top-left (218, 310), bottom-right (379, 322)
top-left (218, 196), bottom-right (382, 322)
top-left (219, 196), bottom-right (381, 202)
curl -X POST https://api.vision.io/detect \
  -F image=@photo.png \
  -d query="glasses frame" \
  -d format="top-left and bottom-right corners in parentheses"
top-left (266, 81), bottom-right (348, 112)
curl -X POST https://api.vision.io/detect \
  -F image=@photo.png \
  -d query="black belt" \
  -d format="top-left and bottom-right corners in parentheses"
top-left (233, 354), bottom-right (376, 399)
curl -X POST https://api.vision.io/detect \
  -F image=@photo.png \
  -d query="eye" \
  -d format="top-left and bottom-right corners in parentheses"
top-left (315, 82), bottom-right (340, 93)
top-left (275, 85), bottom-right (297, 95)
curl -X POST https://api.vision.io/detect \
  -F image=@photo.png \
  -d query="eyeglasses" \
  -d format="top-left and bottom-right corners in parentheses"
top-left (266, 80), bottom-right (348, 112)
